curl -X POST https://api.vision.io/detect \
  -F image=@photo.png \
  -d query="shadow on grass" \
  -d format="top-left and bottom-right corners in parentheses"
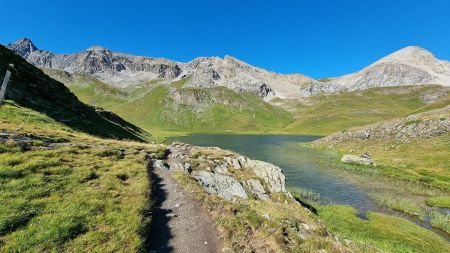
top-left (140, 159), bottom-right (173, 253)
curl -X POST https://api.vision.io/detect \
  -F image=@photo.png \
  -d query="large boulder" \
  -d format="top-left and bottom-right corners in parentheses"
top-left (341, 154), bottom-right (373, 165)
top-left (192, 171), bottom-right (248, 200)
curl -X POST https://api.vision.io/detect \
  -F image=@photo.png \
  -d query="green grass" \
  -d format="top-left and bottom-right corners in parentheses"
top-left (369, 193), bottom-right (423, 217)
top-left (287, 186), bottom-right (320, 203)
top-left (0, 99), bottom-right (161, 252)
top-left (318, 205), bottom-right (450, 253)
top-left (0, 137), bottom-right (157, 252)
top-left (58, 72), bottom-right (294, 134)
top-left (45, 68), bottom-right (450, 136)
top-left (430, 211), bottom-right (450, 234)
top-left (281, 85), bottom-right (450, 135)
top-left (426, 196), bottom-right (450, 208)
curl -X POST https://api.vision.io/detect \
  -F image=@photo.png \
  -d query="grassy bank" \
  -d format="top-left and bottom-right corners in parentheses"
top-left (305, 142), bottom-right (450, 238)
top-left (318, 205), bottom-right (449, 253)
top-left (0, 102), bottom-right (160, 252)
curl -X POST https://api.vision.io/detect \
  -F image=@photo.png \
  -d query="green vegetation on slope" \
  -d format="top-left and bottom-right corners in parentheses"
top-left (0, 103), bottom-right (160, 252)
top-left (0, 45), bottom-right (150, 142)
top-left (280, 85), bottom-right (450, 135)
top-left (44, 68), bottom-right (450, 136)
top-left (46, 69), bottom-right (293, 134)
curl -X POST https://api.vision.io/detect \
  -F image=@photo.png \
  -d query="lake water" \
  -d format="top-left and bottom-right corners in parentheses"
top-left (166, 133), bottom-right (450, 240)
top-left (166, 133), bottom-right (379, 216)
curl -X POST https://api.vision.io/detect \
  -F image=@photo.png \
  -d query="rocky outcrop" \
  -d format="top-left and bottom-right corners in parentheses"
top-left (314, 105), bottom-right (450, 146)
top-left (163, 143), bottom-right (288, 200)
top-left (239, 159), bottom-right (286, 193)
top-left (192, 171), bottom-right (248, 200)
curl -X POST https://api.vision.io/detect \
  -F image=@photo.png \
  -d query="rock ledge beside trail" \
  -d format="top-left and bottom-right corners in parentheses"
top-left (152, 142), bottom-right (288, 201)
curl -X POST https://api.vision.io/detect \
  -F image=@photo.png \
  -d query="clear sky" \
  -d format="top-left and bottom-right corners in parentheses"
top-left (1, 0), bottom-right (449, 78)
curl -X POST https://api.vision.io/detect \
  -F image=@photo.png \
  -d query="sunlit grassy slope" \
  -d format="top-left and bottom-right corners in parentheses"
top-left (0, 101), bottom-right (161, 252)
top-left (0, 45), bottom-right (150, 142)
top-left (44, 69), bottom-right (293, 134)
top-left (279, 85), bottom-right (450, 135)
top-left (46, 67), bottom-right (450, 136)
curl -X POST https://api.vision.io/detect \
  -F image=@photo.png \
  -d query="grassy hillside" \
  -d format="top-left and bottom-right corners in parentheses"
top-left (0, 45), bottom-right (150, 142)
top-left (46, 68), bottom-right (450, 136)
top-left (0, 102), bottom-right (162, 251)
top-left (44, 69), bottom-right (293, 135)
top-left (278, 85), bottom-right (450, 135)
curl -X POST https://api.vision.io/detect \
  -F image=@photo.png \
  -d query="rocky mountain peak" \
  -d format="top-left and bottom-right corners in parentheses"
top-left (85, 45), bottom-right (111, 54)
top-left (379, 46), bottom-right (437, 64)
top-left (8, 37), bottom-right (38, 57)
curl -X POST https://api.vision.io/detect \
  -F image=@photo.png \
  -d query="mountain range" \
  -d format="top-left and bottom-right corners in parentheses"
top-left (8, 38), bottom-right (450, 99)
top-left (4, 38), bottom-right (450, 134)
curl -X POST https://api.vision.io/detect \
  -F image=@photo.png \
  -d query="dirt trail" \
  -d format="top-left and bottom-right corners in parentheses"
top-left (146, 165), bottom-right (222, 253)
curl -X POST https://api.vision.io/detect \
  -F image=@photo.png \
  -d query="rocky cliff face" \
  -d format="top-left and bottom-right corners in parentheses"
top-left (7, 38), bottom-right (450, 99)
top-left (7, 38), bottom-right (313, 100)
top-left (301, 46), bottom-right (450, 96)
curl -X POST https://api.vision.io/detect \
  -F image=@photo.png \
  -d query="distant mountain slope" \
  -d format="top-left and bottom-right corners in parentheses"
top-left (8, 38), bottom-right (313, 100)
top-left (277, 85), bottom-right (450, 135)
top-left (41, 68), bottom-right (293, 133)
top-left (0, 44), bottom-right (150, 141)
top-left (301, 46), bottom-right (450, 96)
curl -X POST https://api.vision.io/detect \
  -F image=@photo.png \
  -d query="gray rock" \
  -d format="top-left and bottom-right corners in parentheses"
top-left (192, 171), bottom-right (248, 200)
top-left (341, 154), bottom-right (373, 165)
top-left (212, 163), bottom-right (228, 174)
top-left (153, 159), bottom-right (167, 170)
top-left (243, 179), bottom-right (269, 200)
top-left (242, 159), bottom-right (286, 193)
top-left (223, 155), bottom-right (247, 169)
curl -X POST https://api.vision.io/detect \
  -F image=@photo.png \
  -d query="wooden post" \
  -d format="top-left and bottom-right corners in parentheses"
top-left (0, 65), bottom-right (13, 106)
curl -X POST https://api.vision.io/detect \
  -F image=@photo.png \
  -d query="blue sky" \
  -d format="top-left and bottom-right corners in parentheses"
top-left (1, 0), bottom-right (449, 78)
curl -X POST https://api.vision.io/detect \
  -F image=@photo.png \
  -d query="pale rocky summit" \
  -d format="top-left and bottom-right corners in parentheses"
top-left (301, 46), bottom-right (450, 96)
top-left (7, 38), bottom-right (183, 87)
